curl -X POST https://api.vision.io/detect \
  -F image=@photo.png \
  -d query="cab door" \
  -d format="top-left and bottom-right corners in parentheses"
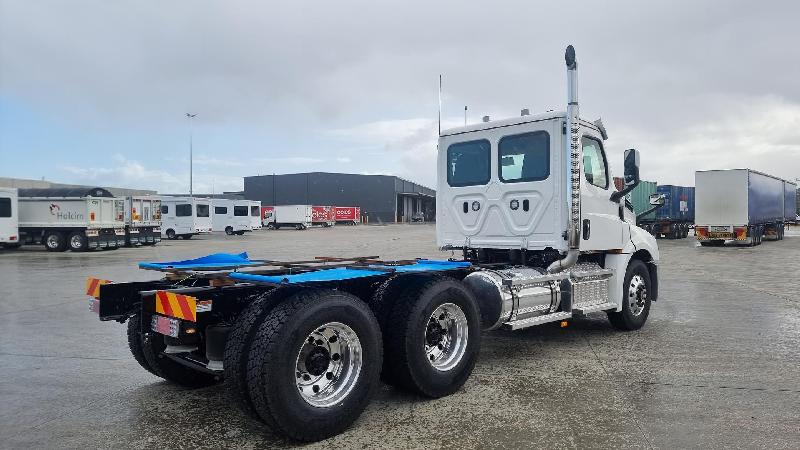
top-left (580, 136), bottom-right (624, 251)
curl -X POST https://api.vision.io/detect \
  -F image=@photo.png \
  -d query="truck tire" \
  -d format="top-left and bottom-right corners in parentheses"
top-left (68, 231), bottom-right (88, 252)
top-left (607, 259), bottom-right (651, 331)
top-left (44, 231), bottom-right (67, 252)
top-left (245, 289), bottom-right (382, 442)
top-left (382, 277), bottom-right (481, 398)
top-left (224, 287), bottom-right (301, 419)
top-left (140, 320), bottom-right (221, 388)
top-left (369, 274), bottom-right (429, 330)
top-left (127, 314), bottom-right (159, 376)
top-left (166, 229), bottom-right (176, 240)
top-left (225, 226), bottom-right (234, 235)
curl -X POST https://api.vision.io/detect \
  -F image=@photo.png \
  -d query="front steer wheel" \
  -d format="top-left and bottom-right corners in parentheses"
top-left (245, 289), bottom-right (382, 442)
top-left (607, 259), bottom-right (652, 331)
top-left (383, 277), bottom-right (481, 398)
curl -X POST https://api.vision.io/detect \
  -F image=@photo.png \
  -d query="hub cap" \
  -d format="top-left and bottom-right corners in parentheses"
top-left (424, 303), bottom-right (468, 371)
top-left (294, 322), bottom-right (362, 408)
top-left (70, 234), bottom-right (83, 249)
top-left (628, 274), bottom-right (648, 317)
top-left (46, 235), bottom-right (59, 248)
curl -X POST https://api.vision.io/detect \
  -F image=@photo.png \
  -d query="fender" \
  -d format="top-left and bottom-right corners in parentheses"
top-left (605, 224), bottom-right (660, 312)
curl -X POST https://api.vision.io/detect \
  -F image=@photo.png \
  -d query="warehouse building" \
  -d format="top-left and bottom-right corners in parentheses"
top-left (244, 172), bottom-right (435, 223)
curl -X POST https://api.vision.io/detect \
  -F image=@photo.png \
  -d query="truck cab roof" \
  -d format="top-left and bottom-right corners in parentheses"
top-left (440, 110), bottom-right (602, 139)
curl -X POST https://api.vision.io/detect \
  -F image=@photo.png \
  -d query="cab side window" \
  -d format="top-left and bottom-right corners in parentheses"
top-left (582, 137), bottom-right (609, 189)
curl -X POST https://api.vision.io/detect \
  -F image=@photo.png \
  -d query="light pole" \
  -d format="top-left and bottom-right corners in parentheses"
top-left (186, 113), bottom-right (197, 196)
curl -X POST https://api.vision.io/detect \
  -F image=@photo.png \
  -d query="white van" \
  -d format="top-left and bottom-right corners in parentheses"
top-left (248, 200), bottom-right (262, 230)
top-left (0, 187), bottom-right (20, 249)
top-left (212, 199), bottom-right (252, 235)
top-left (160, 197), bottom-right (212, 240)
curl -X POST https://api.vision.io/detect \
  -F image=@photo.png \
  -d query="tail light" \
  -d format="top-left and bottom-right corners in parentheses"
top-left (695, 227), bottom-right (708, 238)
top-left (9, 236), bottom-right (17, 241)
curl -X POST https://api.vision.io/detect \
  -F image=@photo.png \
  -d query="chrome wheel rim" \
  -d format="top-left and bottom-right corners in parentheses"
top-left (628, 274), bottom-right (648, 317)
top-left (70, 235), bottom-right (83, 249)
top-left (425, 303), bottom-right (468, 371)
top-left (46, 235), bottom-right (59, 248)
top-left (295, 322), bottom-right (362, 408)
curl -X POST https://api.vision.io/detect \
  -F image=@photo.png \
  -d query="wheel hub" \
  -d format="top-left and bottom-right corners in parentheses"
top-left (305, 347), bottom-right (331, 376)
top-left (424, 303), bottom-right (469, 372)
top-left (627, 274), bottom-right (648, 317)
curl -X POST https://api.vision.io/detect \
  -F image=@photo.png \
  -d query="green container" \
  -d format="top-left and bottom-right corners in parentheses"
top-left (627, 180), bottom-right (657, 220)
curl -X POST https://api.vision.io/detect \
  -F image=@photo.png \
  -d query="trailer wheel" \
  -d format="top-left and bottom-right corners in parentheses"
top-left (68, 232), bottom-right (88, 252)
top-left (607, 259), bottom-right (652, 331)
top-left (140, 320), bottom-right (221, 388)
top-left (166, 229), bottom-right (176, 240)
top-left (224, 287), bottom-right (301, 419)
top-left (383, 277), bottom-right (480, 398)
top-left (246, 289), bottom-right (382, 442)
top-left (44, 231), bottom-right (67, 252)
top-left (126, 314), bottom-right (159, 376)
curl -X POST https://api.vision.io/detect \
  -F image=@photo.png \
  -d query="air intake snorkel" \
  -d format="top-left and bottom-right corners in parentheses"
top-left (547, 45), bottom-right (581, 274)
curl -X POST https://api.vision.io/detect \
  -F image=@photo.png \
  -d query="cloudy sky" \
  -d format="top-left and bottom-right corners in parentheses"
top-left (1, 0), bottom-right (799, 194)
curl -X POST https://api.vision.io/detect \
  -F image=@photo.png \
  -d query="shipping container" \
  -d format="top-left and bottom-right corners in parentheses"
top-left (333, 206), bottom-right (361, 225)
top-left (695, 169), bottom-right (791, 246)
top-left (0, 187), bottom-right (20, 249)
top-left (17, 187), bottom-right (126, 251)
top-left (311, 206), bottom-right (335, 227)
top-left (626, 180), bottom-right (657, 221)
top-left (654, 185), bottom-right (695, 222)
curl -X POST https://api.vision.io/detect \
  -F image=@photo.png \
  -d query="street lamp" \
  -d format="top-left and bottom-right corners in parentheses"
top-left (186, 113), bottom-right (197, 196)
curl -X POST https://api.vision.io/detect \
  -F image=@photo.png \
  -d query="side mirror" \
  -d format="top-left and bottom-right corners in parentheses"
top-left (649, 193), bottom-right (665, 206)
top-left (611, 149), bottom-right (641, 202)
top-left (623, 149), bottom-right (640, 187)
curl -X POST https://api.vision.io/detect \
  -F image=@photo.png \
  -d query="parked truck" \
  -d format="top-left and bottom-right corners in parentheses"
top-left (124, 196), bottom-right (162, 246)
top-left (311, 206), bottom-right (335, 227)
top-left (333, 206), bottom-right (361, 225)
top-left (0, 187), bottom-right (20, 249)
top-left (641, 185), bottom-right (695, 239)
top-left (17, 187), bottom-right (125, 251)
top-left (212, 199), bottom-right (252, 235)
top-left (85, 46), bottom-right (660, 442)
top-left (160, 197), bottom-right (213, 240)
top-left (695, 169), bottom-right (795, 246)
top-left (264, 205), bottom-right (313, 230)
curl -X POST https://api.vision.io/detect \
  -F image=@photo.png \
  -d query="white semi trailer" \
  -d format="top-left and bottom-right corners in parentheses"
top-left (160, 197), bottom-right (213, 240)
top-left (124, 196), bottom-right (162, 246)
top-left (18, 187), bottom-right (125, 251)
top-left (211, 199), bottom-right (252, 235)
top-left (0, 187), bottom-right (20, 249)
top-left (87, 46), bottom-right (660, 442)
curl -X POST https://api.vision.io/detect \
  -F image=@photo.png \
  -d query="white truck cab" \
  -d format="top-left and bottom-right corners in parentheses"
top-left (160, 197), bottom-right (212, 240)
top-left (438, 45), bottom-right (659, 331)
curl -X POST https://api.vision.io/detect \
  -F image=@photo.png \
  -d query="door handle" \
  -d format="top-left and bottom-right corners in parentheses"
top-left (582, 219), bottom-right (591, 240)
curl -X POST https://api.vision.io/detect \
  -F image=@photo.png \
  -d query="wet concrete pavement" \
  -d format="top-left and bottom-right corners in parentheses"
top-left (1, 225), bottom-right (798, 449)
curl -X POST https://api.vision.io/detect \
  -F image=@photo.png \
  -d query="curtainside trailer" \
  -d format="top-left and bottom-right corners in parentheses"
top-left (0, 187), bottom-right (20, 249)
top-left (695, 169), bottom-right (793, 246)
top-left (85, 46), bottom-right (660, 442)
top-left (18, 187), bottom-right (125, 252)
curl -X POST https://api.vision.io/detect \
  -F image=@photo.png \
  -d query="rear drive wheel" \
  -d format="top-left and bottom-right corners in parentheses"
top-left (68, 232), bottom-right (88, 252)
top-left (44, 231), bottom-right (67, 252)
top-left (383, 277), bottom-right (481, 397)
top-left (140, 317), bottom-right (221, 388)
top-left (224, 287), bottom-right (301, 419)
top-left (246, 290), bottom-right (382, 442)
top-left (607, 259), bottom-right (652, 331)
top-left (127, 314), bottom-right (158, 376)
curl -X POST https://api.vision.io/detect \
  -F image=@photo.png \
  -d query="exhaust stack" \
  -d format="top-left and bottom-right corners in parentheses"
top-left (547, 45), bottom-right (581, 274)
